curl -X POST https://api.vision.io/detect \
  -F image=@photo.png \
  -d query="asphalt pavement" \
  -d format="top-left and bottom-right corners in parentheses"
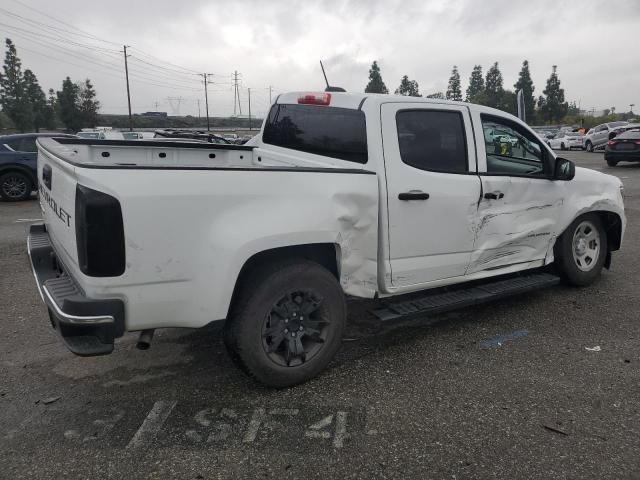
top-left (1, 150), bottom-right (639, 479)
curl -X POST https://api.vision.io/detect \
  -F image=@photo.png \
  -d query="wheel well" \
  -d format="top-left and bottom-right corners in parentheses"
top-left (595, 211), bottom-right (623, 251)
top-left (0, 166), bottom-right (36, 185)
top-left (228, 243), bottom-right (339, 316)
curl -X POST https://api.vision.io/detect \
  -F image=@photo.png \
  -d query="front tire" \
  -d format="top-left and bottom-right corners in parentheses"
top-left (224, 260), bottom-right (346, 388)
top-left (556, 214), bottom-right (607, 286)
top-left (585, 141), bottom-right (594, 153)
top-left (0, 171), bottom-right (32, 201)
top-left (560, 142), bottom-right (566, 150)
top-left (606, 158), bottom-right (618, 167)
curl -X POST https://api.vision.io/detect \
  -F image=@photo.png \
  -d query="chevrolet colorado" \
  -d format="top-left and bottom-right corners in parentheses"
top-left (28, 92), bottom-right (625, 387)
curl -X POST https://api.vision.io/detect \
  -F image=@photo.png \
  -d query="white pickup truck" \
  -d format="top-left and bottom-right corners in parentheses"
top-left (29, 92), bottom-right (625, 387)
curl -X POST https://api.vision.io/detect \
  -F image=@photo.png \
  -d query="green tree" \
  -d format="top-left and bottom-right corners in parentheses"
top-left (484, 62), bottom-right (504, 109)
top-left (0, 110), bottom-right (15, 132)
top-left (0, 38), bottom-right (33, 132)
top-left (426, 92), bottom-right (444, 99)
top-left (513, 60), bottom-right (535, 121)
top-left (567, 101), bottom-right (579, 116)
top-left (465, 65), bottom-right (485, 103)
top-left (57, 77), bottom-right (81, 132)
top-left (23, 69), bottom-right (48, 132)
top-left (79, 79), bottom-right (99, 128)
top-left (364, 61), bottom-right (389, 94)
top-left (539, 65), bottom-right (568, 124)
top-left (497, 89), bottom-right (517, 115)
top-left (44, 88), bottom-right (57, 129)
top-left (446, 65), bottom-right (462, 101)
top-left (395, 75), bottom-right (420, 96)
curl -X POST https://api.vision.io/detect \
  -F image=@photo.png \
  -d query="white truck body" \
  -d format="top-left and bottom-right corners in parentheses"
top-left (29, 92), bottom-right (625, 383)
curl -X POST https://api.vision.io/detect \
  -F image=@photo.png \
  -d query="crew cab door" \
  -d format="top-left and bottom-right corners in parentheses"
top-left (381, 103), bottom-right (480, 289)
top-left (469, 112), bottom-right (565, 273)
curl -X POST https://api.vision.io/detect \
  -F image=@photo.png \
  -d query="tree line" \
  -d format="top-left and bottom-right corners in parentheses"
top-left (0, 38), bottom-right (100, 133)
top-left (365, 60), bottom-right (582, 125)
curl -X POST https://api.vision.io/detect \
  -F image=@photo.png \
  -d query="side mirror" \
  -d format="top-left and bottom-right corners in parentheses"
top-left (554, 157), bottom-right (575, 181)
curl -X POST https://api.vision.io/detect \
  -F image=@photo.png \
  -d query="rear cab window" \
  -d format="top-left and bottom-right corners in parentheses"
top-left (262, 104), bottom-right (368, 164)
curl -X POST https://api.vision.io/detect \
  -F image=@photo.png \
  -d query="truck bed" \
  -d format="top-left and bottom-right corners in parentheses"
top-left (35, 137), bottom-right (379, 335)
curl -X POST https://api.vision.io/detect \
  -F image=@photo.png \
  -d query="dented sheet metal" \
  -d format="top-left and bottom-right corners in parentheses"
top-left (333, 191), bottom-right (379, 297)
top-left (470, 168), bottom-right (625, 274)
top-left (468, 176), bottom-right (563, 273)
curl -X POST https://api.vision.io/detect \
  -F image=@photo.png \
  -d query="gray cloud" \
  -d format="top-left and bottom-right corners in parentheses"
top-left (1, 0), bottom-right (637, 117)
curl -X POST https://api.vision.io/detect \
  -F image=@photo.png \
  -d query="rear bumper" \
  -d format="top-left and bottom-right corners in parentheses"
top-left (27, 223), bottom-right (124, 356)
top-left (605, 151), bottom-right (640, 162)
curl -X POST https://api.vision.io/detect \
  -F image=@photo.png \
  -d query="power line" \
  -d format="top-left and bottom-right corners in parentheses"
top-left (0, 28), bottom-right (203, 91)
top-left (8, 0), bottom-right (121, 47)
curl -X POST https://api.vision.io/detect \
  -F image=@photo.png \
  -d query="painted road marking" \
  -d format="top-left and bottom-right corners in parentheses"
top-left (13, 218), bottom-right (42, 223)
top-left (127, 400), bottom-right (177, 449)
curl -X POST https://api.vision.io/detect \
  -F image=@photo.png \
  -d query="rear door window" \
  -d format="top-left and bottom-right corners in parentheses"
top-left (396, 110), bottom-right (468, 173)
top-left (263, 104), bottom-right (368, 164)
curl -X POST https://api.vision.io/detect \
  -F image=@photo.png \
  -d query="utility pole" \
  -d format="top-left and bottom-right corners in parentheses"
top-left (197, 99), bottom-right (201, 119)
top-left (269, 85), bottom-right (273, 104)
top-left (631, 104), bottom-right (635, 114)
top-left (248, 88), bottom-right (251, 130)
top-left (232, 71), bottom-right (242, 116)
top-left (203, 73), bottom-right (211, 131)
top-left (123, 45), bottom-right (132, 131)
top-left (153, 101), bottom-right (160, 111)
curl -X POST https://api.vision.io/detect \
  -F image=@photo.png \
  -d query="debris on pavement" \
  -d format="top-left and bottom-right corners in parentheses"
top-left (42, 396), bottom-right (61, 405)
top-left (543, 425), bottom-right (569, 436)
top-left (585, 346), bottom-right (602, 352)
top-left (479, 330), bottom-right (529, 349)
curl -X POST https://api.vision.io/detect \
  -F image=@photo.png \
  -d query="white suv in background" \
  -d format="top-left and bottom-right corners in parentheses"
top-left (584, 121), bottom-right (629, 152)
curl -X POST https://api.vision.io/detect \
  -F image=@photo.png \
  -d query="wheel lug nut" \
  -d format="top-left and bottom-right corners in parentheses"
top-left (299, 326), bottom-right (303, 331)
top-left (284, 319), bottom-right (289, 323)
top-left (300, 316), bottom-right (304, 320)
top-left (293, 313), bottom-right (297, 317)
top-left (292, 332), bottom-right (296, 337)
top-left (284, 328), bottom-right (288, 333)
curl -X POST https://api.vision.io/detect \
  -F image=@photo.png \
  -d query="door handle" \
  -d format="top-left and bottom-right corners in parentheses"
top-left (399, 191), bottom-right (430, 201)
top-left (483, 191), bottom-right (504, 200)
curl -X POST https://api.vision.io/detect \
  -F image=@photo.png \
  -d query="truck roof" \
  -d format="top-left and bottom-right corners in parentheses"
top-left (275, 91), bottom-right (522, 123)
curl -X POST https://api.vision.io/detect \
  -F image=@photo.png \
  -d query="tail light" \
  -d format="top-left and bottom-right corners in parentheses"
top-left (75, 185), bottom-right (125, 277)
top-left (608, 140), bottom-right (617, 146)
top-left (298, 93), bottom-right (331, 105)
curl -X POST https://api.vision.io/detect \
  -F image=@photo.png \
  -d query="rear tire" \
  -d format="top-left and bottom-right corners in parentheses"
top-left (556, 213), bottom-right (607, 286)
top-left (0, 171), bottom-right (32, 201)
top-left (585, 141), bottom-right (594, 153)
top-left (606, 158), bottom-right (618, 167)
top-left (223, 260), bottom-right (346, 388)
top-left (560, 142), bottom-right (566, 150)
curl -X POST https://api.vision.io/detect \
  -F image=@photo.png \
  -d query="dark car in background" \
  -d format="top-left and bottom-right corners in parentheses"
top-left (0, 133), bottom-right (77, 201)
top-left (605, 128), bottom-right (640, 166)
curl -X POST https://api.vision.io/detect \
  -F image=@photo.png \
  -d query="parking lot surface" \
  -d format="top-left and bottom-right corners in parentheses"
top-left (1, 150), bottom-right (639, 479)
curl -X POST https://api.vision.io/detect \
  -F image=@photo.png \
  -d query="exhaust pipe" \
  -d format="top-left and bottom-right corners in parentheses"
top-left (136, 329), bottom-right (155, 350)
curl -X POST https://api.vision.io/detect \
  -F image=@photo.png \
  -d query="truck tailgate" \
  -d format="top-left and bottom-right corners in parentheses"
top-left (37, 140), bottom-right (80, 271)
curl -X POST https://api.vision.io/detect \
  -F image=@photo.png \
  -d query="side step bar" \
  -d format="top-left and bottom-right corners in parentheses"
top-left (373, 272), bottom-right (560, 322)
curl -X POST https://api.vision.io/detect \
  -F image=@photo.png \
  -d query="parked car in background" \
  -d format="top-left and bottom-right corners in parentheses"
top-left (76, 130), bottom-right (125, 140)
top-left (549, 131), bottom-right (584, 150)
top-left (153, 129), bottom-right (231, 144)
top-left (122, 131), bottom-right (155, 140)
top-left (605, 128), bottom-right (640, 166)
top-left (0, 133), bottom-right (77, 201)
top-left (608, 123), bottom-right (640, 140)
top-left (584, 121), bottom-right (629, 152)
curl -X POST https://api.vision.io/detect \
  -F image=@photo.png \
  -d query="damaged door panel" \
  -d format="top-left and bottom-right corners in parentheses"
top-left (469, 176), bottom-right (564, 274)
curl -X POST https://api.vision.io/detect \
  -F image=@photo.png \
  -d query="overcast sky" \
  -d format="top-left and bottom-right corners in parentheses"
top-left (1, 0), bottom-right (638, 118)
